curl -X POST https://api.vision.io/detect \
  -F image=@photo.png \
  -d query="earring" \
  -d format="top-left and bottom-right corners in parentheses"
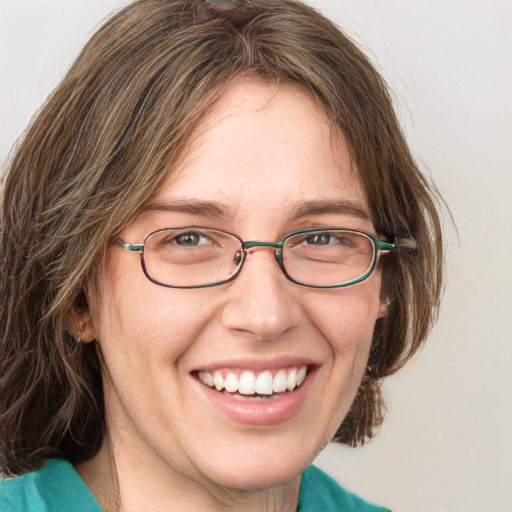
top-left (76, 322), bottom-right (84, 344)
top-left (202, 0), bottom-right (242, 14)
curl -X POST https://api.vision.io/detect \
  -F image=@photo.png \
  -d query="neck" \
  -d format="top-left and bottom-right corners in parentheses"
top-left (76, 435), bottom-right (301, 512)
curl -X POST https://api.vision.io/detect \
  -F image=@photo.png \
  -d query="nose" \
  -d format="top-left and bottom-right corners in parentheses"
top-left (221, 248), bottom-right (302, 340)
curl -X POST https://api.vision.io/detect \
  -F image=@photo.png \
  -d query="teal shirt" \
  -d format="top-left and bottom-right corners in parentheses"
top-left (1, 459), bottom-right (391, 512)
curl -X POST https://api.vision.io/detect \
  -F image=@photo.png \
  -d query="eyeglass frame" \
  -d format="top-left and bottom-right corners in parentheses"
top-left (115, 227), bottom-right (418, 289)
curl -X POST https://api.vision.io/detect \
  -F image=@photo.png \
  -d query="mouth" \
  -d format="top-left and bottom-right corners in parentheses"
top-left (192, 363), bottom-right (315, 426)
top-left (195, 366), bottom-right (309, 401)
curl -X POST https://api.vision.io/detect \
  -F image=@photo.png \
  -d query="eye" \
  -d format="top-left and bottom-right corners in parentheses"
top-left (305, 233), bottom-right (331, 245)
top-left (288, 231), bottom-right (366, 255)
top-left (173, 231), bottom-right (209, 247)
top-left (305, 233), bottom-right (354, 247)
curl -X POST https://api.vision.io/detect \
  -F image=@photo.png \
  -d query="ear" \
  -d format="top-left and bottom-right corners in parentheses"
top-left (377, 298), bottom-right (390, 319)
top-left (64, 306), bottom-right (96, 343)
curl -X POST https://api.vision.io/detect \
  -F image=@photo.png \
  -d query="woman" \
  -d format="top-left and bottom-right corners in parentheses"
top-left (0, 0), bottom-right (443, 510)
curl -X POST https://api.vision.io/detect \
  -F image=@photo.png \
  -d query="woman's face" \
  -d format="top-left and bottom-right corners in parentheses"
top-left (91, 80), bottom-right (386, 493)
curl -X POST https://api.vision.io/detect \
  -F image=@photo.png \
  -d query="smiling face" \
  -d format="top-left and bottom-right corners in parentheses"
top-left (86, 79), bottom-right (386, 507)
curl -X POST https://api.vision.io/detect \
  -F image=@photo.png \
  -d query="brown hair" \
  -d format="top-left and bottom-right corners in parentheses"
top-left (0, 0), bottom-right (444, 476)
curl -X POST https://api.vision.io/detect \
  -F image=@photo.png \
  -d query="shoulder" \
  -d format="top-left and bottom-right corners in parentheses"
top-left (298, 465), bottom-right (392, 512)
top-left (0, 458), bottom-right (102, 512)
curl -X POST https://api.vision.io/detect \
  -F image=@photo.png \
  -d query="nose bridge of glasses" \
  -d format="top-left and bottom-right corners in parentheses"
top-left (242, 240), bottom-right (283, 260)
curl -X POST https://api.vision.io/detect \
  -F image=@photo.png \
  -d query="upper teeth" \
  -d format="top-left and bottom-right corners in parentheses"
top-left (198, 366), bottom-right (308, 396)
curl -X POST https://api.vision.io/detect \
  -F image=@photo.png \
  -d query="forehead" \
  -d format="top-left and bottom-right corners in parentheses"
top-left (143, 79), bottom-right (370, 228)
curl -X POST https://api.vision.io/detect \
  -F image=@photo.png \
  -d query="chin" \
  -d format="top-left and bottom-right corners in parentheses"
top-left (207, 458), bottom-right (304, 492)
top-left (192, 432), bottom-right (332, 492)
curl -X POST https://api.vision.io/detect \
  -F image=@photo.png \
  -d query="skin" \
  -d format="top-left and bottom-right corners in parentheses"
top-left (76, 79), bottom-right (387, 512)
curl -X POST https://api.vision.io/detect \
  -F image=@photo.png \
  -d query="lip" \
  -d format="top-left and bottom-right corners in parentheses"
top-left (191, 362), bottom-right (317, 426)
top-left (191, 356), bottom-right (317, 373)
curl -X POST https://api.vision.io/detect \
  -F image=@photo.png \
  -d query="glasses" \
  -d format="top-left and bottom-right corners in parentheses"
top-left (116, 227), bottom-right (417, 289)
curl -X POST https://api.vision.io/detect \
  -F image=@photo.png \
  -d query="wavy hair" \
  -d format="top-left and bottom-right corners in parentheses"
top-left (0, 0), bottom-right (444, 476)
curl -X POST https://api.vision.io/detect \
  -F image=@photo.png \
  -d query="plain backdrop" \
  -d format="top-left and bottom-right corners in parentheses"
top-left (1, 1), bottom-right (511, 511)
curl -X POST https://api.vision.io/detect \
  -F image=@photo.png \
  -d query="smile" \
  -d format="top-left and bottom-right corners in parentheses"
top-left (197, 366), bottom-right (308, 397)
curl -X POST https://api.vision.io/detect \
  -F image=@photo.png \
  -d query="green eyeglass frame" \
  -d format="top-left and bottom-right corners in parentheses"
top-left (116, 227), bottom-right (418, 289)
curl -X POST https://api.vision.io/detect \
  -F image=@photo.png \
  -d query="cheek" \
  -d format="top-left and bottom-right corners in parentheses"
top-left (95, 272), bottom-right (223, 379)
top-left (96, 287), bottom-right (210, 362)
top-left (92, 251), bottom-right (214, 372)
top-left (305, 285), bottom-right (382, 442)
top-left (306, 281), bottom-right (382, 356)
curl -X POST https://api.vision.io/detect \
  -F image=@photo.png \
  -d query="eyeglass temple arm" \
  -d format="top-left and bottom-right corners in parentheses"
top-left (116, 240), bottom-right (144, 252)
top-left (377, 237), bottom-right (418, 253)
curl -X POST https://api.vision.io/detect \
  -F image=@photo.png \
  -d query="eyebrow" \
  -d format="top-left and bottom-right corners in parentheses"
top-left (290, 199), bottom-right (372, 222)
top-left (140, 198), bottom-right (234, 219)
